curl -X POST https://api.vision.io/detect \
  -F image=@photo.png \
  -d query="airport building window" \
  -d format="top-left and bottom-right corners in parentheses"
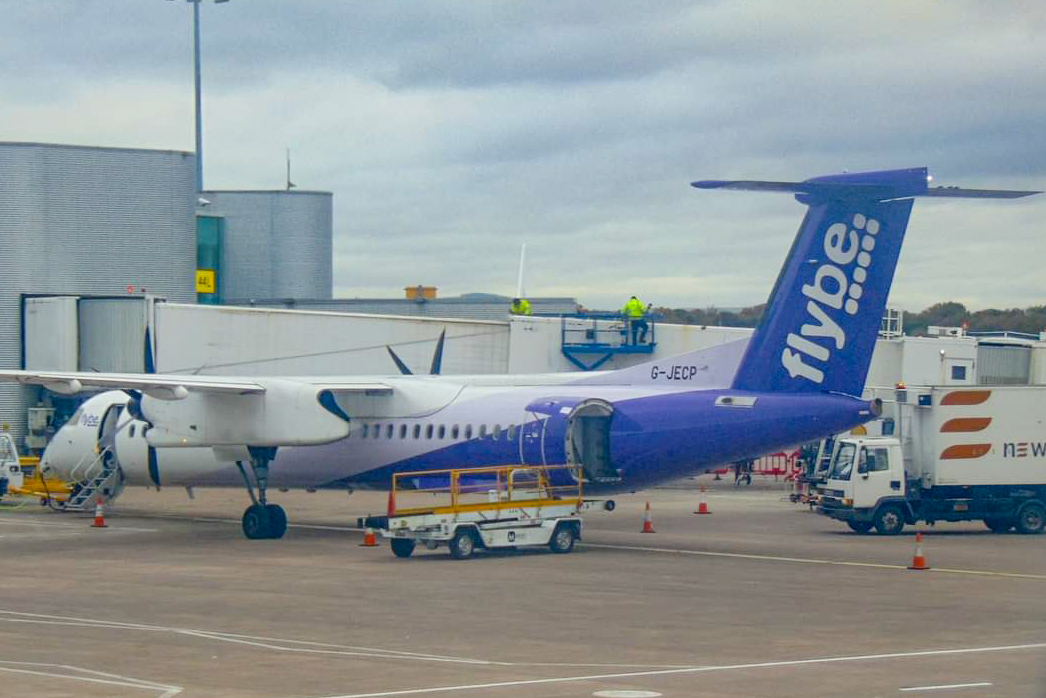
top-left (465, 425), bottom-right (473, 439)
top-left (451, 425), bottom-right (460, 439)
top-left (438, 425), bottom-right (446, 439)
top-left (426, 424), bottom-right (434, 439)
top-left (414, 424), bottom-right (421, 439)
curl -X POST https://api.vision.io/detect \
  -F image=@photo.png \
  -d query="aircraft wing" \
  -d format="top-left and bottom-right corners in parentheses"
top-left (0, 370), bottom-right (393, 398)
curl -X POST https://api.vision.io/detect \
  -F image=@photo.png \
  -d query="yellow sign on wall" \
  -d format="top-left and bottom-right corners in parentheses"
top-left (195, 269), bottom-right (216, 294)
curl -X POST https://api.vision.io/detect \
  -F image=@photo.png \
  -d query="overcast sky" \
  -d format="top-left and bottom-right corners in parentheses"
top-left (2, 1), bottom-right (1044, 312)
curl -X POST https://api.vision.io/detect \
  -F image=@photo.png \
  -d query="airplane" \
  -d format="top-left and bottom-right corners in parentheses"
top-left (0, 167), bottom-right (1037, 540)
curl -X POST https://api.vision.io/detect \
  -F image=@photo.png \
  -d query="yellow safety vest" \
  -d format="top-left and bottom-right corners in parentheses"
top-left (510, 299), bottom-right (531, 315)
top-left (622, 298), bottom-right (644, 318)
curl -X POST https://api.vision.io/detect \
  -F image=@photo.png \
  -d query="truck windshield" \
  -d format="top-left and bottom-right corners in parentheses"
top-left (829, 442), bottom-right (856, 481)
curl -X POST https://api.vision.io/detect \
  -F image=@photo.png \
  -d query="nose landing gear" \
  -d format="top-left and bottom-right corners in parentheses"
top-left (236, 448), bottom-right (287, 540)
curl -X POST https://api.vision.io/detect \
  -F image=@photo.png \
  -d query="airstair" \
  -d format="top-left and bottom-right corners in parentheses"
top-left (362, 464), bottom-right (614, 559)
top-left (62, 447), bottom-right (122, 511)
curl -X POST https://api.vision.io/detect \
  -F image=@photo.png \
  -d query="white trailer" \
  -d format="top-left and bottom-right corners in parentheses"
top-left (359, 464), bottom-right (613, 559)
top-left (817, 385), bottom-right (1046, 534)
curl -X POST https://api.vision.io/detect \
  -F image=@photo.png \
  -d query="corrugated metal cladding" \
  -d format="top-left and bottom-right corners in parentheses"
top-left (228, 297), bottom-right (580, 322)
top-left (978, 344), bottom-right (1031, 385)
top-left (0, 142), bottom-right (196, 439)
top-left (78, 299), bottom-right (147, 373)
top-left (201, 190), bottom-right (332, 301)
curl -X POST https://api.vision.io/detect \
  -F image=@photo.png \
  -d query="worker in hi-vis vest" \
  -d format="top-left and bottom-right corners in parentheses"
top-left (621, 295), bottom-right (649, 344)
top-left (510, 297), bottom-right (531, 316)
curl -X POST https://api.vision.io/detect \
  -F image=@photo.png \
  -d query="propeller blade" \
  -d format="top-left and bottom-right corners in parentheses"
top-left (386, 346), bottom-right (413, 375)
top-left (147, 445), bottom-right (161, 489)
top-left (429, 329), bottom-right (446, 375)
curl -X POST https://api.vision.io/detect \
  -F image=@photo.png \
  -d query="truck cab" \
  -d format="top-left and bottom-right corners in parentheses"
top-left (818, 436), bottom-right (910, 534)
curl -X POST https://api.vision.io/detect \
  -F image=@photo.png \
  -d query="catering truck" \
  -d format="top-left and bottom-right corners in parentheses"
top-left (817, 386), bottom-right (1046, 535)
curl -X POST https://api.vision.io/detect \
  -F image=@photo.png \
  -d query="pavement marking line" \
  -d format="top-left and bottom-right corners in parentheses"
top-left (0, 608), bottom-right (498, 666)
top-left (0, 518), bottom-right (159, 532)
top-left (307, 642), bottom-right (1046, 698)
top-left (581, 543), bottom-right (1046, 580)
top-left (900, 682), bottom-right (993, 692)
top-left (0, 661), bottom-right (182, 698)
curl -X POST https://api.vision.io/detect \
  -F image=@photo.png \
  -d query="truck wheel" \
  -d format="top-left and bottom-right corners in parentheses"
top-left (847, 521), bottom-right (873, 534)
top-left (983, 518), bottom-right (1013, 533)
top-left (873, 505), bottom-right (905, 535)
top-left (449, 528), bottom-right (476, 559)
top-left (390, 538), bottom-right (416, 558)
top-left (1015, 502), bottom-right (1046, 535)
top-left (549, 524), bottom-right (576, 554)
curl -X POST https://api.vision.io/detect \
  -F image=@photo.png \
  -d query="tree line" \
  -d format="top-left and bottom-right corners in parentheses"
top-left (652, 302), bottom-right (1046, 336)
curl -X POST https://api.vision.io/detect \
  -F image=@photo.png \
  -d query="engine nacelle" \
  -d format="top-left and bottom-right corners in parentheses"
top-left (142, 378), bottom-right (350, 448)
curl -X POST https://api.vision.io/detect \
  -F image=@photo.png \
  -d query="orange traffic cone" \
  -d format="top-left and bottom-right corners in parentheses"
top-left (91, 498), bottom-right (107, 528)
top-left (360, 527), bottom-right (378, 547)
top-left (694, 485), bottom-right (712, 515)
top-left (641, 501), bottom-right (655, 533)
top-left (386, 489), bottom-right (396, 518)
top-left (908, 531), bottom-right (930, 570)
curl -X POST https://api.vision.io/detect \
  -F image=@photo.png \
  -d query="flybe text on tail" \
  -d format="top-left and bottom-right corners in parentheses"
top-left (783, 213), bottom-right (881, 384)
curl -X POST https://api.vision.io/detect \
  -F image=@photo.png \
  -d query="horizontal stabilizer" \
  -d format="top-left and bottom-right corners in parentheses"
top-left (693, 167), bottom-right (1040, 203)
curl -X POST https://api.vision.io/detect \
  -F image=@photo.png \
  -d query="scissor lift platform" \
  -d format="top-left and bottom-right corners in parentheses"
top-left (369, 464), bottom-right (613, 559)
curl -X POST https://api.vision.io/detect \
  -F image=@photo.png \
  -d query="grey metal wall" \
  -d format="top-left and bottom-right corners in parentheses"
top-left (0, 142), bottom-right (197, 439)
top-left (202, 190), bottom-right (333, 301)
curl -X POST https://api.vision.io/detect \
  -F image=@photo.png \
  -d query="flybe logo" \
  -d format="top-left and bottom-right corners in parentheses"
top-left (1004, 442), bottom-right (1046, 458)
top-left (781, 213), bottom-right (880, 384)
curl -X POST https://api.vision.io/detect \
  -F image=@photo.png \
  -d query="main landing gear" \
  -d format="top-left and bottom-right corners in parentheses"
top-left (236, 448), bottom-right (287, 540)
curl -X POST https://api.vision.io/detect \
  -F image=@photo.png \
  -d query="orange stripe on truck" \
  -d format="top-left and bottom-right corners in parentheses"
top-left (940, 444), bottom-right (992, 459)
top-left (940, 390), bottom-right (991, 406)
top-left (940, 417), bottom-right (993, 433)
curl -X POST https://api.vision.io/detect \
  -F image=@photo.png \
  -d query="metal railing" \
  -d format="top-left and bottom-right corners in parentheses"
top-left (390, 464), bottom-right (584, 517)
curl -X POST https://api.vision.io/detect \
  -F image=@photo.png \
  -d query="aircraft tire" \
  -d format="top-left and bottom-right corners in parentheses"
top-left (391, 538), bottom-right (416, 558)
top-left (242, 504), bottom-right (272, 540)
top-left (265, 504), bottom-right (287, 539)
top-left (449, 528), bottom-right (475, 559)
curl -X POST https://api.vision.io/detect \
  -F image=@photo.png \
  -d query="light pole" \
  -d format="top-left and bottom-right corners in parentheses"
top-left (169, 0), bottom-right (229, 193)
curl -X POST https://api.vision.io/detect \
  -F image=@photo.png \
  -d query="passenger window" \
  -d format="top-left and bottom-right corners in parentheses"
top-left (386, 424), bottom-right (394, 438)
top-left (361, 424), bottom-right (369, 438)
top-left (129, 425), bottom-right (136, 438)
top-left (426, 424), bottom-right (434, 439)
top-left (465, 425), bottom-right (473, 439)
top-left (399, 424), bottom-right (407, 439)
top-left (374, 424), bottom-right (381, 439)
top-left (507, 424), bottom-right (517, 441)
top-left (438, 425), bottom-right (446, 439)
top-left (414, 424), bottom-right (421, 439)
top-left (493, 424), bottom-right (501, 440)
top-left (479, 424), bottom-right (487, 438)
top-left (451, 425), bottom-right (459, 439)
